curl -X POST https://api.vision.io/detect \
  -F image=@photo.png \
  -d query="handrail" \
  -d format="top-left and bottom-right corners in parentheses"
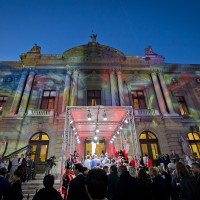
top-left (0, 144), bottom-right (32, 162)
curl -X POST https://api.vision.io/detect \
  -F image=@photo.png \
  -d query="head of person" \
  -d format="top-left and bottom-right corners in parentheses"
top-left (51, 156), bottom-right (56, 161)
top-left (167, 163), bottom-right (175, 173)
top-left (83, 167), bottom-right (89, 176)
top-left (87, 155), bottom-right (90, 160)
top-left (95, 155), bottom-right (98, 159)
top-left (85, 168), bottom-right (108, 200)
top-left (191, 162), bottom-right (200, 177)
top-left (149, 167), bottom-right (158, 178)
top-left (111, 159), bottom-right (115, 163)
top-left (172, 150), bottom-right (175, 154)
top-left (157, 165), bottom-right (164, 174)
top-left (21, 154), bottom-right (24, 158)
top-left (106, 159), bottom-right (110, 164)
top-left (0, 155), bottom-right (2, 159)
top-left (117, 165), bottom-right (127, 177)
top-left (15, 155), bottom-right (19, 159)
top-left (26, 156), bottom-right (29, 160)
top-left (103, 166), bottom-right (109, 173)
top-left (43, 174), bottom-right (54, 188)
top-left (175, 162), bottom-right (189, 178)
top-left (128, 166), bottom-right (137, 178)
top-left (12, 170), bottom-right (22, 181)
top-left (0, 167), bottom-right (7, 178)
top-left (138, 168), bottom-right (150, 182)
top-left (145, 154), bottom-right (147, 157)
top-left (110, 165), bottom-right (117, 174)
top-left (74, 163), bottom-right (84, 176)
top-left (96, 162), bottom-right (100, 167)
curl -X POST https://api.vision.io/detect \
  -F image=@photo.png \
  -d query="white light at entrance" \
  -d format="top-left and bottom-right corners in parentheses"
top-left (94, 136), bottom-right (98, 140)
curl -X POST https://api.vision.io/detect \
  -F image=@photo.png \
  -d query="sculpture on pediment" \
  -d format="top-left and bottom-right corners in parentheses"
top-left (145, 45), bottom-right (158, 56)
top-left (90, 34), bottom-right (97, 42)
top-left (29, 43), bottom-right (41, 53)
top-left (171, 78), bottom-right (179, 85)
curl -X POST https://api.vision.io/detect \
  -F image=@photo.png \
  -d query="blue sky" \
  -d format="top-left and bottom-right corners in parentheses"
top-left (0, 0), bottom-right (200, 64)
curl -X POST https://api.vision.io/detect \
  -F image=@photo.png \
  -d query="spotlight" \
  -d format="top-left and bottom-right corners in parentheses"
top-left (94, 136), bottom-right (98, 140)
top-left (113, 136), bottom-right (116, 138)
top-left (96, 129), bottom-right (99, 133)
top-left (110, 141), bottom-right (113, 143)
top-left (70, 121), bottom-right (73, 124)
top-left (117, 131), bottom-right (120, 134)
top-left (91, 141), bottom-right (94, 144)
top-left (74, 132), bottom-right (77, 135)
top-left (78, 141), bottom-right (80, 144)
top-left (124, 120), bottom-right (128, 124)
top-left (112, 138), bottom-right (114, 141)
top-left (88, 110), bottom-right (92, 121)
top-left (97, 141), bottom-right (99, 144)
top-left (73, 127), bottom-right (76, 131)
top-left (103, 111), bottom-right (107, 120)
top-left (120, 126), bottom-right (123, 130)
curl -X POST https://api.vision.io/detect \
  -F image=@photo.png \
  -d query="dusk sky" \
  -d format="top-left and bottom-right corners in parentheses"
top-left (0, 0), bottom-right (200, 64)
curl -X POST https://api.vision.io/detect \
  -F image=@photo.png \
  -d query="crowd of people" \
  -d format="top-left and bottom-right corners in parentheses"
top-left (0, 149), bottom-right (200, 200)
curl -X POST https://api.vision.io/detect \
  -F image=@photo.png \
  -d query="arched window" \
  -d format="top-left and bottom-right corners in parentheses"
top-left (139, 131), bottom-right (160, 164)
top-left (187, 132), bottom-right (200, 158)
top-left (29, 132), bottom-right (49, 173)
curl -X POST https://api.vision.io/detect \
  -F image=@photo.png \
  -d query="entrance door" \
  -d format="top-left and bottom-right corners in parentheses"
top-left (139, 131), bottom-right (160, 165)
top-left (29, 132), bottom-right (49, 173)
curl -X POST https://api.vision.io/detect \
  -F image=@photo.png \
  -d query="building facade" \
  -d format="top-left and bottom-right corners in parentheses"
top-left (0, 35), bottom-right (200, 173)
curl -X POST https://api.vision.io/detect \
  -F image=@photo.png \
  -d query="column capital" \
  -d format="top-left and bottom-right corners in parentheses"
top-left (109, 66), bottom-right (121, 74)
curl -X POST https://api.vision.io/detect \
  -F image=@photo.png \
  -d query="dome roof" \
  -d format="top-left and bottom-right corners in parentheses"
top-left (63, 42), bottom-right (125, 60)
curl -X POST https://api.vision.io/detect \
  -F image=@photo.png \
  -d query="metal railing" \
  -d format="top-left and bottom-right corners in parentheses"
top-left (0, 144), bottom-right (32, 162)
top-left (134, 109), bottom-right (160, 117)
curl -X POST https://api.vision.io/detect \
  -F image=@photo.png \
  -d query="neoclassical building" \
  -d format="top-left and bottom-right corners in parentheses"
top-left (0, 35), bottom-right (200, 173)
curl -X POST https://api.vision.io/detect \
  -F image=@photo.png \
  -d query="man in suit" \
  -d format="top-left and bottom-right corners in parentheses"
top-left (67, 163), bottom-right (89, 200)
top-left (91, 155), bottom-right (100, 168)
top-left (0, 168), bottom-right (9, 200)
top-left (18, 154), bottom-right (26, 182)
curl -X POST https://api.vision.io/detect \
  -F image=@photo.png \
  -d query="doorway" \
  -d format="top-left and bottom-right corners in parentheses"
top-left (29, 132), bottom-right (49, 173)
top-left (85, 137), bottom-right (105, 157)
top-left (139, 131), bottom-right (160, 165)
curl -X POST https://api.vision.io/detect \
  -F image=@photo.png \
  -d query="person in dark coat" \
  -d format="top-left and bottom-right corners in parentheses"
top-left (0, 168), bottom-right (9, 200)
top-left (175, 162), bottom-right (200, 200)
top-left (85, 168), bottom-right (108, 200)
top-left (149, 167), bottom-right (170, 200)
top-left (137, 168), bottom-right (152, 200)
top-left (191, 162), bottom-right (200, 187)
top-left (18, 154), bottom-right (26, 182)
top-left (106, 165), bottom-right (119, 200)
top-left (32, 174), bottom-right (62, 200)
top-left (4, 170), bottom-right (23, 200)
top-left (170, 150), bottom-right (179, 163)
top-left (67, 163), bottom-right (89, 200)
top-left (114, 165), bottom-right (140, 200)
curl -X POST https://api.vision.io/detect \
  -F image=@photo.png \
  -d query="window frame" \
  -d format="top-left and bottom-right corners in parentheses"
top-left (40, 90), bottom-right (56, 110)
top-left (131, 90), bottom-right (147, 109)
top-left (187, 132), bottom-right (200, 158)
top-left (87, 90), bottom-right (101, 106)
top-left (0, 96), bottom-right (8, 115)
top-left (176, 96), bottom-right (189, 115)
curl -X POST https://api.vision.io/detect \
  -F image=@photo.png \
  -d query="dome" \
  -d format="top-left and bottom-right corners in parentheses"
top-left (63, 42), bottom-right (125, 60)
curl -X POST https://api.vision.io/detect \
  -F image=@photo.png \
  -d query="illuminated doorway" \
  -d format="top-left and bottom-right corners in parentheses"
top-left (139, 131), bottom-right (160, 165)
top-left (85, 137), bottom-right (105, 157)
top-left (29, 132), bottom-right (49, 173)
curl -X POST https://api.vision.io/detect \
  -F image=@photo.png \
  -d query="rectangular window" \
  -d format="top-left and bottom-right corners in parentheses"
top-left (131, 90), bottom-right (147, 109)
top-left (0, 96), bottom-right (7, 115)
top-left (176, 96), bottom-right (189, 115)
top-left (40, 90), bottom-right (56, 110)
top-left (87, 90), bottom-right (101, 106)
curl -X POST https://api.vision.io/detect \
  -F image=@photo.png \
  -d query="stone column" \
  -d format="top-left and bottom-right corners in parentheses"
top-left (151, 72), bottom-right (167, 114)
top-left (62, 70), bottom-right (72, 112)
top-left (18, 71), bottom-right (36, 115)
top-left (117, 71), bottom-right (125, 106)
top-left (69, 70), bottom-right (79, 106)
top-left (158, 73), bottom-right (177, 114)
top-left (110, 70), bottom-right (119, 106)
top-left (10, 71), bottom-right (28, 114)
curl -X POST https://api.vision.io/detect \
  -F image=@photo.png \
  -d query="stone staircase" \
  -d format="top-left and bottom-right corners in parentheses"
top-left (22, 174), bottom-right (60, 200)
